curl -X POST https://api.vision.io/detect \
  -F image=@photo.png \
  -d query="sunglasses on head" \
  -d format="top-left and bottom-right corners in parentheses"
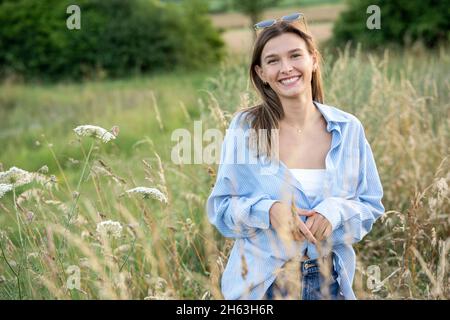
top-left (253, 12), bottom-right (308, 33)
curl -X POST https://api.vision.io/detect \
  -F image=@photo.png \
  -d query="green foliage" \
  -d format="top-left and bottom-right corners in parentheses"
top-left (0, 0), bottom-right (224, 81)
top-left (331, 0), bottom-right (450, 49)
top-left (232, 0), bottom-right (281, 26)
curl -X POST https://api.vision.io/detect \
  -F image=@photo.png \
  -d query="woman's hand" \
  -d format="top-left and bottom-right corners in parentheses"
top-left (298, 209), bottom-right (332, 241)
top-left (269, 202), bottom-right (317, 244)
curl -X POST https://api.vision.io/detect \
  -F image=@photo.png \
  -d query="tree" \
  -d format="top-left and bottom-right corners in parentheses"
top-left (232, 0), bottom-right (281, 39)
top-left (331, 0), bottom-right (449, 49)
top-left (0, 0), bottom-right (224, 81)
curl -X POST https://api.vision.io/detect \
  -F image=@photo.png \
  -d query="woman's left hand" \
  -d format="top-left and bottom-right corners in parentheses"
top-left (296, 209), bottom-right (332, 241)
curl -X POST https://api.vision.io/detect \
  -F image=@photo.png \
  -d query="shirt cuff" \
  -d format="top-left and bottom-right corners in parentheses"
top-left (313, 198), bottom-right (342, 231)
top-left (251, 199), bottom-right (280, 229)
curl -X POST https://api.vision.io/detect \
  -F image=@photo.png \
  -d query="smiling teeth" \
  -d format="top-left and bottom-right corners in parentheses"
top-left (280, 76), bottom-right (300, 85)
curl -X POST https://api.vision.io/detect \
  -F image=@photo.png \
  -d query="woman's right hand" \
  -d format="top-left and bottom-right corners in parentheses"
top-left (269, 202), bottom-right (317, 244)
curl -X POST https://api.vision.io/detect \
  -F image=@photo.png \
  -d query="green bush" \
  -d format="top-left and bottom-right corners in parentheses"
top-left (0, 0), bottom-right (224, 81)
top-left (331, 0), bottom-right (449, 49)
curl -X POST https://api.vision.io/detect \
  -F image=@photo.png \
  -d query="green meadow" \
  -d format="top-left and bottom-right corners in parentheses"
top-left (0, 46), bottom-right (449, 299)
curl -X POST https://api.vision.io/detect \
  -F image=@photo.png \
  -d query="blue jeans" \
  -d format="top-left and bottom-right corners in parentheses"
top-left (264, 255), bottom-right (344, 300)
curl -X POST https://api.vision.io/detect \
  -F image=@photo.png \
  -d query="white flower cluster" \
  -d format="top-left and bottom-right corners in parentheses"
top-left (73, 125), bottom-right (117, 143)
top-left (0, 166), bottom-right (34, 188)
top-left (435, 177), bottom-right (449, 198)
top-left (0, 166), bottom-right (57, 198)
top-left (126, 187), bottom-right (168, 203)
top-left (96, 220), bottom-right (123, 239)
top-left (0, 184), bottom-right (13, 199)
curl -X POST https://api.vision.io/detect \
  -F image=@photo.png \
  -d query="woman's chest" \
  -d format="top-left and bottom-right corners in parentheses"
top-left (278, 126), bottom-right (332, 169)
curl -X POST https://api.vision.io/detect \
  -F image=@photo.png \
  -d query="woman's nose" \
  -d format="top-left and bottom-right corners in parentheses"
top-left (280, 59), bottom-right (293, 73)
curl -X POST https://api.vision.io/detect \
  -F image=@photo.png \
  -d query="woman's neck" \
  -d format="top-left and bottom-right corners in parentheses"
top-left (279, 94), bottom-right (319, 128)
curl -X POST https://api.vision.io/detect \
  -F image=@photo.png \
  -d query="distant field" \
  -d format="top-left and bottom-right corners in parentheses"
top-left (221, 22), bottom-right (334, 54)
top-left (210, 3), bottom-right (346, 53)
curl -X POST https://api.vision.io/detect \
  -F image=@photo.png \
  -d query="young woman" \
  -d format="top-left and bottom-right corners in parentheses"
top-left (206, 13), bottom-right (385, 300)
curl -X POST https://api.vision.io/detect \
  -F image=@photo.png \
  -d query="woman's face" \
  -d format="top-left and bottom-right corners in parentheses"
top-left (255, 32), bottom-right (317, 100)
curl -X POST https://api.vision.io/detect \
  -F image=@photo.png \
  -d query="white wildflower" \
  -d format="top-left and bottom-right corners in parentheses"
top-left (126, 187), bottom-right (168, 203)
top-left (0, 167), bottom-right (54, 190)
top-left (73, 125), bottom-right (117, 143)
top-left (435, 178), bottom-right (448, 198)
top-left (429, 197), bottom-right (438, 212)
top-left (96, 220), bottom-right (123, 239)
top-left (0, 167), bottom-right (33, 188)
top-left (0, 184), bottom-right (13, 198)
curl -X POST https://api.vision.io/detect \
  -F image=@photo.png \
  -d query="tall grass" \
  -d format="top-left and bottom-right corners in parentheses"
top-left (0, 46), bottom-right (448, 299)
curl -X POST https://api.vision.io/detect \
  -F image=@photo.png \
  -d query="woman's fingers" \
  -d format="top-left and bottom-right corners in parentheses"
top-left (305, 215), bottom-right (314, 229)
top-left (292, 227), bottom-right (305, 241)
top-left (296, 208), bottom-right (315, 217)
top-left (295, 218), bottom-right (317, 244)
top-left (315, 220), bottom-right (329, 241)
top-left (309, 216), bottom-right (322, 236)
top-left (323, 225), bottom-right (332, 239)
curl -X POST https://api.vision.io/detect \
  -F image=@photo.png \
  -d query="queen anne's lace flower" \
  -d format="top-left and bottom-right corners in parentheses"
top-left (0, 166), bottom-right (56, 196)
top-left (126, 187), bottom-right (168, 203)
top-left (73, 125), bottom-right (117, 143)
top-left (0, 167), bottom-right (34, 188)
top-left (96, 220), bottom-right (123, 239)
top-left (0, 184), bottom-right (13, 198)
top-left (436, 178), bottom-right (448, 197)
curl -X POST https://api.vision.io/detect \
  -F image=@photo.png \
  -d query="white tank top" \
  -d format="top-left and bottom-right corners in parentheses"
top-left (289, 169), bottom-right (327, 198)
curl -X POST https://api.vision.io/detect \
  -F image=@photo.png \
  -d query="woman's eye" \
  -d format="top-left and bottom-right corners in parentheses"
top-left (292, 54), bottom-right (301, 58)
top-left (268, 60), bottom-right (277, 64)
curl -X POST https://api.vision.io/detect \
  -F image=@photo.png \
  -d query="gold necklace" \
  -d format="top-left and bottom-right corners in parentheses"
top-left (283, 121), bottom-right (304, 134)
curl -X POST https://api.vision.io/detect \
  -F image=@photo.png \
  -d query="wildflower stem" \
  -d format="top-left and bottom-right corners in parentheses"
top-left (44, 136), bottom-right (72, 194)
top-left (119, 238), bottom-right (136, 272)
top-left (67, 141), bottom-right (95, 225)
top-left (13, 188), bottom-right (24, 249)
top-left (0, 240), bottom-right (22, 300)
top-left (78, 140), bottom-right (95, 190)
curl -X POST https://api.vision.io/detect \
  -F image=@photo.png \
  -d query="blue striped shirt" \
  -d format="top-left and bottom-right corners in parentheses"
top-left (206, 101), bottom-right (385, 300)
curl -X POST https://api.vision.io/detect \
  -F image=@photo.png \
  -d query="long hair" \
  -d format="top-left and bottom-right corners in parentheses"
top-left (238, 20), bottom-right (324, 160)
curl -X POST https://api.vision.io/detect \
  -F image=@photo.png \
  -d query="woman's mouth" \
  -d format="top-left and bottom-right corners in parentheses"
top-left (278, 75), bottom-right (301, 87)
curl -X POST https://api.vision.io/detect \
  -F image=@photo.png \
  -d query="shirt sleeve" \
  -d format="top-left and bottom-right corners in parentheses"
top-left (206, 112), bottom-right (280, 239)
top-left (312, 121), bottom-right (385, 244)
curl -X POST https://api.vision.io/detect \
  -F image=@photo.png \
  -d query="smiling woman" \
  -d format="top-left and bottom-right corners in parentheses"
top-left (206, 16), bottom-right (385, 300)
